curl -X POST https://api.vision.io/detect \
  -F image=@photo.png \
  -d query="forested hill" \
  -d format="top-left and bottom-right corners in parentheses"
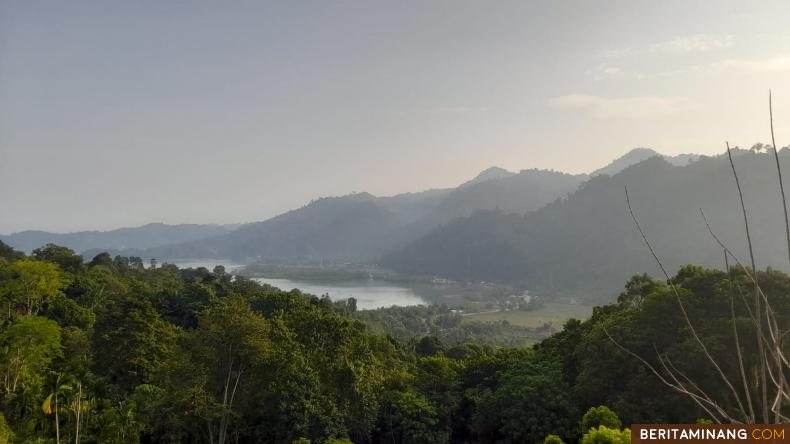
top-left (145, 193), bottom-right (416, 261)
top-left (139, 168), bottom-right (585, 261)
top-left (384, 149), bottom-right (790, 302)
top-left (424, 168), bottom-right (586, 224)
top-left (0, 223), bottom-right (236, 255)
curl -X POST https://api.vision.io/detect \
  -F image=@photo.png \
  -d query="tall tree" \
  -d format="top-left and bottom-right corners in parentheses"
top-left (0, 259), bottom-right (68, 316)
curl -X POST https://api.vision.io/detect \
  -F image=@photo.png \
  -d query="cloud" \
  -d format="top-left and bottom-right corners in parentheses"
top-left (649, 34), bottom-right (734, 54)
top-left (712, 54), bottom-right (790, 72)
top-left (586, 63), bottom-right (645, 81)
top-left (592, 34), bottom-right (735, 80)
top-left (550, 94), bottom-right (698, 119)
top-left (604, 34), bottom-right (734, 59)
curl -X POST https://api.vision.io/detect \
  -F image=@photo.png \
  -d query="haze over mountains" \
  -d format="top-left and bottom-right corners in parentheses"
top-left (0, 223), bottom-right (236, 255)
top-left (7, 147), bottom-right (788, 301)
top-left (386, 148), bottom-right (790, 300)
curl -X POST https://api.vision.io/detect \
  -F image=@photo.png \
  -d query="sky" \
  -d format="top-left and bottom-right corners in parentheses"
top-left (3, 0), bottom-right (790, 233)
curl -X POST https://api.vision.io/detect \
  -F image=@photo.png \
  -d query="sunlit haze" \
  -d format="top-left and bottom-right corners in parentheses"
top-left (3, 0), bottom-right (790, 232)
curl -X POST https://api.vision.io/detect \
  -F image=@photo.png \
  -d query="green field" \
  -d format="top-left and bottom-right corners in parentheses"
top-left (462, 302), bottom-right (592, 328)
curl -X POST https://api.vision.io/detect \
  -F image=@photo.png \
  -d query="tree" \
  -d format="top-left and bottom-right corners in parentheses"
top-left (88, 252), bottom-right (113, 268)
top-left (490, 353), bottom-right (578, 443)
top-left (581, 406), bottom-right (622, 433)
top-left (545, 434), bottom-right (566, 444)
top-left (0, 241), bottom-right (23, 261)
top-left (0, 316), bottom-right (62, 394)
top-left (415, 336), bottom-right (446, 357)
top-left (580, 426), bottom-right (631, 444)
top-left (32, 244), bottom-right (84, 273)
top-left (177, 296), bottom-right (271, 444)
top-left (0, 259), bottom-right (68, 316)
top-left (42, 373), bottom-right (72, 444)
top-left (377, 390), bottom-right (448, 444)
top-left (92, 294), bottom-right (177, 390)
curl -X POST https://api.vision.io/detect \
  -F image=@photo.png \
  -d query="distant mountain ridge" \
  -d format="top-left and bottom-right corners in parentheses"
top-left (0, 223), bottom-right (238, 255)
top-left (591, 147), bottom-right (699, 176)
top-left (140, 167), bottom-right (586, 261)
top-left (6, 146), bottom-right (715, 293)
top-left (384, 149), bottom-right (790, 301)
top-left (459, 166), bottom-right (517, 187)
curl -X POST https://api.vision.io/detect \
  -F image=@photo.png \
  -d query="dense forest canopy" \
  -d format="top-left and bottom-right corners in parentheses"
top-left (0, 240), bottom-right (786, 443)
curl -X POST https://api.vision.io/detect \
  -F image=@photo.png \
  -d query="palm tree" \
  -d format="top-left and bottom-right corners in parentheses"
top-left (42, 373), bottom-right (72, 444)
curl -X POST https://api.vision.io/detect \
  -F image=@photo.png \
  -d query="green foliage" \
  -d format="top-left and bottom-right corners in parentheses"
top-left (492, 353), bottom-right (578, 443)
top-left (415, 336), bottom-right (445, 357)
top-left (581, 406), bottom-right (622, 433)
top-left (377, 390), bottom-right (447, 444)
top-left (354, 304), bottom-right (544, 347)
top-left (32, 244), bottom-right (84, 273)
top-left (0, 413), bottom-right (12, 444)
top-left (0, 245), bottom-right (785, 442)
top-left (0, 242), bottom-right (23, 261)
top-left (92, 293), bottom-right (177, 390)
top-left (0, 316), bottom-right (61, 394)
top-left (544, 434), bottom-right (566, 444)
top-left (580, 426), bottom-right (631, 444)
top-left (0, 259), bottom-right (68, 316)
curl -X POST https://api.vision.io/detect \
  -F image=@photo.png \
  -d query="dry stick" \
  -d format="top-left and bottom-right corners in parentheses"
top-left (725, 251), bottom-right (756, 422)
top-left (769, 89), bottom-right (790, 423)
top-left (725, 142), bottom-right (769, 423)
top-left (624, 186), bottom-right (749, 422)
top-left (726, 143), bottom-right (758, 274)
top-left (660, 352), bottom-right (740, 423)
top-left (660, 350), bottom-right (723, 407)
top-left (701, 211), bottom-right (790, 420)
top-left (769, 90), bottom-right (790, 267)
top-left (701, 210), bottom-right (790, 368)
top-left (603, 327), bottom-right (725, 423)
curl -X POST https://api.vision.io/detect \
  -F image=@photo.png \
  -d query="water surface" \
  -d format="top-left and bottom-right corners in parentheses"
top-left (252, 277), bottom-right (427, 310)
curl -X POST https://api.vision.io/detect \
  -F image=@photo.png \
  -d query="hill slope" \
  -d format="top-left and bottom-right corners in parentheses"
top-left (384, 150), bottom-right (790, 301)
top-left (140, 168), bottom-right (585, 262)
top-left (591, 147), bottom-right (699, 176)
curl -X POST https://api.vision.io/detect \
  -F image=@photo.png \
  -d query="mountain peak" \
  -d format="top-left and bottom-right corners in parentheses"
top-left (461, 166), bottom-right (516, 188)
top-left (591, 148), bottom-right (702, 177)
top-left (591, 148), bottom-right (661, 177)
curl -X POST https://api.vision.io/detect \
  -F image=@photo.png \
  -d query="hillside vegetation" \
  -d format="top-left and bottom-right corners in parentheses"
top-left (0, 241), bottom-right (786, 442)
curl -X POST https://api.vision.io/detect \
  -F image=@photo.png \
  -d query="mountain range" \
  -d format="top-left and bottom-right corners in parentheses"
top-left (8, 147), bottom-right (783, 302)
top-left (385, 149), bottom-right (790, 301)
top-left (0, 223), bottom-right (236, 255)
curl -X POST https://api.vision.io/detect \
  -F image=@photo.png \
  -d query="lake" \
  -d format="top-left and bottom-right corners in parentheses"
top-left (168, 260), bottom-right (428, 310)
top-left (251, 278), bottom-right (428, 310)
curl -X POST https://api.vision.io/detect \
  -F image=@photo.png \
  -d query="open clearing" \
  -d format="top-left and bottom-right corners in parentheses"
top-left (462, 302), bottom-right (592, 328)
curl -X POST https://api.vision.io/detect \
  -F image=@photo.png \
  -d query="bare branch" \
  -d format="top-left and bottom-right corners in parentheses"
top-left (725, 251), bottom-right (756, 422)
top-left (625, 186), bottom-right (750, 419)
top-left (769, 90), bottom-right (790, 267)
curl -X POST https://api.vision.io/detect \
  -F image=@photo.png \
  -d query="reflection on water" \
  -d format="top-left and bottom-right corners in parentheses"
top-left (252, 278), bottom-right (427, 310)
top-left (165, 260), bottom-right (428, 310)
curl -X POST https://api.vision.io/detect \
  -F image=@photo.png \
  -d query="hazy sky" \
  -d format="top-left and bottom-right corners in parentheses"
top-left (3, 1), bottom-right (790, 233)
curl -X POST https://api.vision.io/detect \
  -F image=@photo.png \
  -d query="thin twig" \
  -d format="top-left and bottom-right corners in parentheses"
top-left (725, 142), bottom-right (769, 422)
top-left (769, 90), bottom-right (790, 268)
top-left (625, 186), bottom-right (749, 421)
top-left (726, 250), bottom-right (756, 422)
